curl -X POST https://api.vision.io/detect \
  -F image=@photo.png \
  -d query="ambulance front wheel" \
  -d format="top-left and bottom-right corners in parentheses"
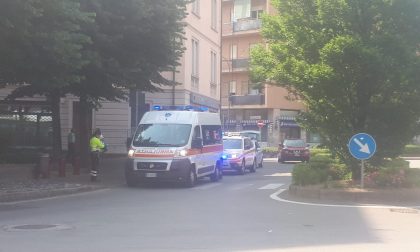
top-left (184, 166), bottom-right (197, 188)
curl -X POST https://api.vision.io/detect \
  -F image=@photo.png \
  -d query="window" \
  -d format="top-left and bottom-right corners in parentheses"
top-left (192, 0), bottom-right (200, 16)
top-left (202, 125), bottom-right (222, 146)
top-left (211, 0), bottom-right (217, 30)
top-left (229, 80), bottom-right (237, 95)
top-left (248, 82), bottom-right (260, 95)
top-left (251, 10), bottom-right (264, 19)
top-left (211, 51), bottom-right (217, 85)
top-left (231, 44), bottom-right (237, 59)
top-left (132, 124), bottom-right (192, 147)
top-left (233, 0), bottom-right (251, 21)
top-left (191, 39), bottom-right (199, 89)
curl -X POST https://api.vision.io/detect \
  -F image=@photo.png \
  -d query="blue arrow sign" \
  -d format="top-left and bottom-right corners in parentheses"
top-left (348, 133), bottom-right (376, 160)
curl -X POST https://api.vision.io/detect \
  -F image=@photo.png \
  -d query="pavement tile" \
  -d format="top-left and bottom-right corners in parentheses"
top-left (0, 156), bottom-right (127, 203)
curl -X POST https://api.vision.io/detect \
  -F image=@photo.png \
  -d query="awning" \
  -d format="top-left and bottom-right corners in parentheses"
top-left (279, 119), bottom-right (300, 128)
top-left (224, 119), bottom-right (272, 126)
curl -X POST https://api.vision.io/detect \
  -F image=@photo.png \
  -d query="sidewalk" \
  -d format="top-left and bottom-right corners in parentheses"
top-left (0, 156), bottom-right (127, 203)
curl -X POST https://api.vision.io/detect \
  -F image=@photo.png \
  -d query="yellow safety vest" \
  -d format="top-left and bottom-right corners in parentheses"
top-left (90, 136), bottom-right (105, 152)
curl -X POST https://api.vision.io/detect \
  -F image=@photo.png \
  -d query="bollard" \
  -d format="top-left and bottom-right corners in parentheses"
top-left (73, 156), bottom-right (80, 175)
top-left (37, 153), bottom-right (50, 179)
top-left (58, 157), bottom-right (66, 177)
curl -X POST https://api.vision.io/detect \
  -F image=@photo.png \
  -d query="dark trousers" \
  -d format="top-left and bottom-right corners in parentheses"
top-left (67, 143), bottom-right (75, 164)
top-left (90, 151), bottom-right (100, 181)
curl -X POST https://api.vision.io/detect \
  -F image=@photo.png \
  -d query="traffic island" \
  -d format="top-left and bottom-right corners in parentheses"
top-left (288, 184), bottom-right (420, 205)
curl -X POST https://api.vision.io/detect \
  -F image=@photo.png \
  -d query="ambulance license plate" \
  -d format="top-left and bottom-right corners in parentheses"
top-left (145, 173), bottom-right (157, 178)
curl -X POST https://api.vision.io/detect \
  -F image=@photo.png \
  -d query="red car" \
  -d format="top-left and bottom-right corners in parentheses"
top-left (278, 139), bottom-right (310, 163)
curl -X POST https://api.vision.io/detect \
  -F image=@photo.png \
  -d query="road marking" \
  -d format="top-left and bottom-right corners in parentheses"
top-left (258, 183), bottom-right (284, 190)
top-left (270, 189), bottom-right (420, 209)
top-left (264, 173), bottom-right (291, 177)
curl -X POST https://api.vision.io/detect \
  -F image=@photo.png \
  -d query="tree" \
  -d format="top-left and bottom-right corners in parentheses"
top-left (0, 0), bottom-right (93, 157)
top-left (251, 0), bottom-right (420, 176)
top-left (71, 0), bottom-right (188, 166)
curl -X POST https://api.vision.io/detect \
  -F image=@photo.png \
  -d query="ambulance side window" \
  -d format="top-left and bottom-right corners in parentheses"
top-left (202, 125), bottom-right (222, 146)
top-left (193, 126), bottom-right (201, 140)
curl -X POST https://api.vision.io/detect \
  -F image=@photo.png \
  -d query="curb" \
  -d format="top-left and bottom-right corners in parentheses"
top-left (288, 185), bottom-right (420, 205)
top-left (0, 185), bottom-right (105, 203)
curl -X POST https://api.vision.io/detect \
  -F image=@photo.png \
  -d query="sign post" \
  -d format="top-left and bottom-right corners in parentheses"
top-left (348, 133), bottom-right (376, 188)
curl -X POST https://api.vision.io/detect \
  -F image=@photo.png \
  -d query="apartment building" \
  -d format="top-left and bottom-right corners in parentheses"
top-left (134, 0), bottom-right (222, 125)
top-left (221, 0), bottom-right (310, 146)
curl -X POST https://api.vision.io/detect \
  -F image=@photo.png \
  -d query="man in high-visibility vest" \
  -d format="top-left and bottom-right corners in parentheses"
top-left (90, 128), bottom-right (105, 182)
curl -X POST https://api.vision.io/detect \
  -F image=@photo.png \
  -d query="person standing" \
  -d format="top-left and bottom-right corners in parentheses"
top-left (89, 128), bottom-right (105, 182)
top-left (67, 128), bottom-right (76, 164)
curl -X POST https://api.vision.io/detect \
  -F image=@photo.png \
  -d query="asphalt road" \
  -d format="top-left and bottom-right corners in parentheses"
top-left (1, 160), bottom-right (420, 252)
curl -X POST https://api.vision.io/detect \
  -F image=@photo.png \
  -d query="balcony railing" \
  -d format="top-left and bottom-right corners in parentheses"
top-left (233, 18), bottom-right (262, 32)
top-left (222, 58), bottom-right (249, 73)
top-left (230, 94), bottom-right (265, 106)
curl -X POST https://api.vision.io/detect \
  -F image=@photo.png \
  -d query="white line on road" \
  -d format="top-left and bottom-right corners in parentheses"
top-left (269, 189), bottom-right (420, 209)
top-left (258, 183), bottom-right (284, 190)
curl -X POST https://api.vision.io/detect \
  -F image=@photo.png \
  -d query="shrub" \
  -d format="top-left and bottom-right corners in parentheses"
top-left (262, 147), bottom-right (278, 158)
top-left (309, 155), bottom-right (335, 170)
top-left (292, 163), bottom-right (328, 186)
top-left (365, 167), bottom-right (406, 188)
top-left (328, 163), bottom-right (352, 180)
top-left (403, 145), bottom-right (420, 156)
top-left (310, 148), bottom-right (331, 158)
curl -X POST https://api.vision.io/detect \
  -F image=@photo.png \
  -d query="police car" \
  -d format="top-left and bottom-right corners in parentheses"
top-left (221, 132), bottom-right (257, 174)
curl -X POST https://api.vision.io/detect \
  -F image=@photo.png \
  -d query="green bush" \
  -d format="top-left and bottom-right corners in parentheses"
top-left (262, 147), bottom-right (277, 153)
top-left (328, 163), bottom-right (352, 180)
top-left (402, 145), bottom-right (420, 156)
top-left (292, 151), bottom-right (352, 185)
top-left (308, 155), bottom-right (335, 170)
top-left (310, 148), bottom-right (331, 157)
top-left (292, 163), bottom-right (328, 186)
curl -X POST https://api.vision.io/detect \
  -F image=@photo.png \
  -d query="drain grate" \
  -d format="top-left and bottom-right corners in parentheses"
top-left (3, 224), bottom-right (72, 232)
top-left (390, 208), bottom-right (418, 214)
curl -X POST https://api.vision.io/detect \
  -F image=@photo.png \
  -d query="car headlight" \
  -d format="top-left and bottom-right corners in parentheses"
top-left (128, 149), bottom-right (135, 157)
top-left (175, 149), bottom-right (188, 157)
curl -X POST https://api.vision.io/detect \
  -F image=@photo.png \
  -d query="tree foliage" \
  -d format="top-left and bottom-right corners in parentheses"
top-left (0, 0), bottom-right (189, 158)
top-left (251, 0), bottom-right (420, 171)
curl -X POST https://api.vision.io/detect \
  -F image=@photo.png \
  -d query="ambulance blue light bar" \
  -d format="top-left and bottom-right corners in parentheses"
top-left (152, 105), bottom-right (209, 112)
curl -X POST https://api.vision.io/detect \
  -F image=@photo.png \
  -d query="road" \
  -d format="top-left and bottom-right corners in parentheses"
top-left (1, 160), bottom-right (420, 252)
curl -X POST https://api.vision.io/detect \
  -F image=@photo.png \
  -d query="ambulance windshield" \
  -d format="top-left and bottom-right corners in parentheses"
top-left (132, 124), bottom-right (192, 147)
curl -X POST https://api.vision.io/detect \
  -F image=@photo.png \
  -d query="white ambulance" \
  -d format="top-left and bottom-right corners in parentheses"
top-left (125, 107), bottom-right (223, 187)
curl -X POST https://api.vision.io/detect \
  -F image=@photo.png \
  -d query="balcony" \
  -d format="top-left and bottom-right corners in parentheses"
top-left (222, 58), bottom-right (249, 73)
top-left (230, 94), bottom-right (265, 106)
top-left (222, 18), bottom-right (262, 36)
top-left (233, 18), bottom-right (262, 32)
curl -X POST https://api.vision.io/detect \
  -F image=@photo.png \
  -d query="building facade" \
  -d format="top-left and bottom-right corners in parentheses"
top-left (221, 0), bottom-right (308, 146)
top-left (132, 0), bottom-right (222, 129)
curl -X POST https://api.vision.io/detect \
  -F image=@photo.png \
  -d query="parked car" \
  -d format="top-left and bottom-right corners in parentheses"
top-left (277, 139), bottom-right (310, 163)
top-left (222, 134), bottom-right (257, 174)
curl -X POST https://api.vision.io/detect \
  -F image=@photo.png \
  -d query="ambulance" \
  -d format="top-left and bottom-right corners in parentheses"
top-left (125, 106), bottom-right (223, 187)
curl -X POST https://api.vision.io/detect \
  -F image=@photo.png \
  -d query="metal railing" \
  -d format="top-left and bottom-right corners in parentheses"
top-left (233, 18), bottom-right (262, 32)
